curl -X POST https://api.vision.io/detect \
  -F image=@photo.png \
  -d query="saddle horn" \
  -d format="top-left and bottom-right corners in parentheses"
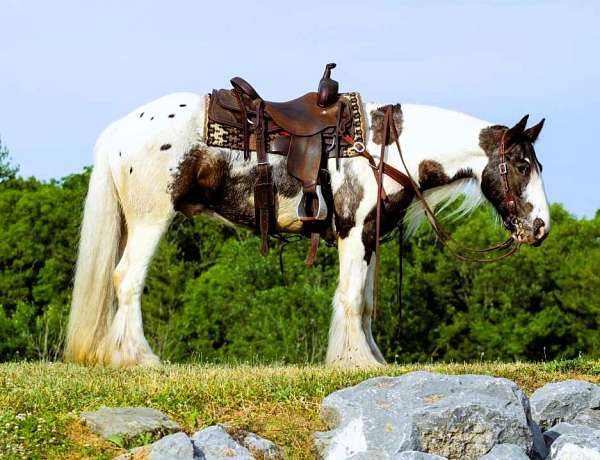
top-left (317, 63), bottom-right (339, 108)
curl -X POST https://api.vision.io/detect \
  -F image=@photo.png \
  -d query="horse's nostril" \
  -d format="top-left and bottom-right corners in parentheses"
top-left (533, 217), bottom-right (548, 243)
top-left (533, 218), bottom-right (545, 234)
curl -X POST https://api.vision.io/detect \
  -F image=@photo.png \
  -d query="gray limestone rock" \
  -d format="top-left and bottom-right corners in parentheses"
top-left (114, 432), bottom-right (195, 460)
top-left (147, 432), bottom-right (195, 460)
top-left (347, 452), bottom-right (447, 460)
top-left (478, 444), bottom-right (529, 460)
top-left (543, 422), bottom-right (588, 448)
top-left (549, 424), bottom-right (600, 459)
top-left (80, 406), bottom-right (180, 440)
top-left (530, 380), bottom-right (600, 430)
top-left (573, 409), bottom-right (600, 430)
top-left (146, 432), bottom-right (195, 460)
top-left (239, 431), bottom-right (284, 459)
top-left (393, 452), bottom-right (448, 459)
top-left (314, 372), bottom-right (537, 460)
top-left (114, 427), bottom-right (282, 460)
top-left (191, 426), bottom-right (254, 460)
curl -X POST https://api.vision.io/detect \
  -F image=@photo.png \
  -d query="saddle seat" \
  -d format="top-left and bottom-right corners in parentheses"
top-left (265, 92), bottom-right (339, 137)
top-left (230, 76), bottom-right (340, 137)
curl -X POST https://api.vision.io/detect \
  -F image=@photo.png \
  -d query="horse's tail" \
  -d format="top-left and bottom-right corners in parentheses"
top-left (64, 143), bottom-right (123, 364)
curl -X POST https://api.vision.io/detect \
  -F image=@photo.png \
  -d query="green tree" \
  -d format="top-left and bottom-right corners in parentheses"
top-left (0, 137), bottom-right (18, 182)
top-left (0, 153), bottom-right (598, 363)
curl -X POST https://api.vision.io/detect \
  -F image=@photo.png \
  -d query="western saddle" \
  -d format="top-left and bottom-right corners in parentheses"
top-left (207, 63), bottom-right (355, 265)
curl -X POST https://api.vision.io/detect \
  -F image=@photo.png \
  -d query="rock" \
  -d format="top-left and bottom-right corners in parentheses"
top-left (393, 452), bottom-right (448, 459)
top-left (530, 380), bottom-right (600, 430)
top-left (80, 407), bottom-right (180, 440)
top-left (573, 409), bottom-right (600, 430)
top-left (544, 422), bottom-right (589, 448)
top-left (145, 432), bottom-right (195, 460)
top-left (116, 432), bottom-right (195, 460)
top-left (347, 452), bottom-right (447, 460)
top-left (114, 427), bottom-right (281, 460)
top-left (347, 453), bottom-right (389, 460)
top-left (191, 426), bottom-right (254, 460)
top-left (314, 371), bottom-right (537, 460)
top-left (239, 431), bottom-right (283, 459)
top-left (549, 424), bottom-right (600, 459)
top-left (544, 423), bottom-right (600, 451)
top-left (478, 444), bottom-right (529, 459)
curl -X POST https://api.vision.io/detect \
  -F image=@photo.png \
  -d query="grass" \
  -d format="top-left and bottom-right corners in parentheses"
top-left (1, 360), bottom-right (600, 459)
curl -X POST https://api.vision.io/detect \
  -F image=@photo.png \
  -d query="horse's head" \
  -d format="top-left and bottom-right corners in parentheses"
top-left (479, 115), bottom-right (550, 246)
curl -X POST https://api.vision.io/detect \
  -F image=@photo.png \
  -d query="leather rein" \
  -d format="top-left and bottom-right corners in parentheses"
top-left (344, 105), bottom-right (520, 312)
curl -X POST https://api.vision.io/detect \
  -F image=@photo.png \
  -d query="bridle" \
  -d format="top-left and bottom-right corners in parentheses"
top-left (345, 105), bottom-right (521, 313)
top-left (498, 130), bottom-right (519, 230)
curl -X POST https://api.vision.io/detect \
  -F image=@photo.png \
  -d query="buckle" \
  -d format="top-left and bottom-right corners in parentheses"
top-left (353, 141), bottom-right (365, 153)
top-left (498, 162), bottom-right (508, 175)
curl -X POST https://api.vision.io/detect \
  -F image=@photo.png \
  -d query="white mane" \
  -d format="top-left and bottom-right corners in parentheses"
top-left (404, 178), bottom-right (485, 236)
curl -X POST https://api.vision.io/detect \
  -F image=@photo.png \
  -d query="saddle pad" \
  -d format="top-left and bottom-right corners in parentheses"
top-left (204, 92), bottom-right (366, 158)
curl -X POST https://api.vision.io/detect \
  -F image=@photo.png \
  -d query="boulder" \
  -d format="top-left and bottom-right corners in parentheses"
top-left (543, 422), bottom-right (591, 448)
top-left (347, 452), bottom-right (447, 460)
top-left (117, 432), bottom-right (195, 460)
top-left (80, 406), bottom-right (180, 440)
top-left (314, 371), bottom-right (537, 460)
top-left (393, 452), bottom-right (448, 459)
top-left (144, 432), bottom-right (195, 460)
top-left (192, 426), bottom-right (253, 459)
top-left (573, 409), bottom-right (600, 430)
top-left (191, 425), bottom-right (282, 460)
top-left (549, 424), bottom-right (600, 459)
top-left (530, 380), bottom-right (600, 430)
top-left (478, 444), bottom-right (529, 460)
top-left (239, 431), bottom-right (284, 459)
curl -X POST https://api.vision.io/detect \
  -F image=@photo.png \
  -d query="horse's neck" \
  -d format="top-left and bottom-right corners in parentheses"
top-left (370, 103), bottom-right (490, 183)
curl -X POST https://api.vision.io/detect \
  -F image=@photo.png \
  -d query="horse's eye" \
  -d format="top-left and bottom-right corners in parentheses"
top-left (516, 161), bottom-right (530, 176)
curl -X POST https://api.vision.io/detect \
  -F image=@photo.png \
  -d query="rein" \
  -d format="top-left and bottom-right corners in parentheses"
top-left (346, 105), bottom-right (521, 314)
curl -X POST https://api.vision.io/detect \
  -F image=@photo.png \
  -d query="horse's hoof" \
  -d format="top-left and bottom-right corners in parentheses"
top-left (138, 353), bottom-right (161, 367)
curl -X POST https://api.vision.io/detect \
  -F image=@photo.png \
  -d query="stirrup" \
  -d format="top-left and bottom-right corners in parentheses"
top-left (297, 185), bottom-right (328, 221)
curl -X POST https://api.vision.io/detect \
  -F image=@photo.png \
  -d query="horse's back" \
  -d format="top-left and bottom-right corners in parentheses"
top-left (94, 92), bottom-right (206, 221)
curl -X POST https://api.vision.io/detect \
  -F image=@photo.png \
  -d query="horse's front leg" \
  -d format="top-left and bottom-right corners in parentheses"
top-left (362, 253), bottom-right (386, 364)
top-left (326, 228), bottom-right (383, 368)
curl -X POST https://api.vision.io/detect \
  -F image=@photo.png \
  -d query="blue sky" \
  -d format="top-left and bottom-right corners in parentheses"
top-left (1, 1), bottom-right (598, 216)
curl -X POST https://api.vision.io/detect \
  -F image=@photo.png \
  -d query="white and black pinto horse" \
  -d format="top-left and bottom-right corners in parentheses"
top-left (65, 92), bottom-right (550, 368)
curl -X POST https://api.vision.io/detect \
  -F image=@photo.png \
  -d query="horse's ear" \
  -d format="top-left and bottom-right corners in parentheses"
top-left (524, 118), bottom-right (545, 143)
top-left (505, 114), bottom-right (529, 145)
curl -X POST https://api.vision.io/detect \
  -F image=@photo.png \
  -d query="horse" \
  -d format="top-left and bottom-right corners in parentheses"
top-left (64, 91), bottom-right (550, 368)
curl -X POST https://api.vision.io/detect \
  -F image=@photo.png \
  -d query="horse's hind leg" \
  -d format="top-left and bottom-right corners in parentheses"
top-left (326, 229), bottom-right (382, 367)
top-left (362, 254), bottom-right (386, 363)
top-left (97, 218), bottom-right (171, 367)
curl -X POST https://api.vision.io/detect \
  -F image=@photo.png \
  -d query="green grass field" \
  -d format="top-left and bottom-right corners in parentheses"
top-left (1, 360), bottom-right (600, 459)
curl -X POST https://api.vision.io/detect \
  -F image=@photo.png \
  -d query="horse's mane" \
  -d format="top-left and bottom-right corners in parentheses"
top-left (404, 178), bottom-right (486, 237)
